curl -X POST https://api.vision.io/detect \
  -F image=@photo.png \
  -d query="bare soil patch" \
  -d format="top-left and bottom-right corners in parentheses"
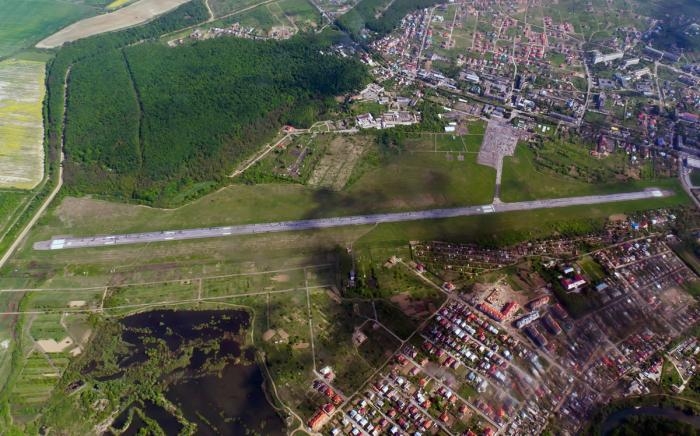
top-left (270, 274), bottom-right (289, 282)
top-left (36, 336), bottom-right (73, 353)
top-left (36, 0), bottom-right (191, 48)
top-left (390, 292), bottom-right (433, 318)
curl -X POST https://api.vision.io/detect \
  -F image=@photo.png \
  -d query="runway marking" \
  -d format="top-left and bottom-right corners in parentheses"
top-left (34, 189), bottom-right (671, 251)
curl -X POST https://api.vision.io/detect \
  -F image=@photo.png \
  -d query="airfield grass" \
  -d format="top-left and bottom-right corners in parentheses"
top-left (0, 188), bottom-right (693, 425)
top-left (31, 138), bottom-right (496, 239)
top-left (345, 147), bottom-right (495, 209)
top-left (501, 143), bottom-right (674, 201)
top-left (354, 188), bottom-right (691, 247)
top-left (6, 180), bottom-right (690, 298)
top-left (433, 133), bottom-right (484, 153)
top-left (0, 0), bottom-right (96, 58)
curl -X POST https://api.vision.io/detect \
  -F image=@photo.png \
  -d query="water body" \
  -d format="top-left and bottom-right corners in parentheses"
top-left (120, 309), bottom-right (249, 353)
top-left (167, 364), bottom-right (285, 436)
top-left (110, 405), bottom-right (133, 432)
top-left (120, 412), bottom-right (145, 436)
top-left (602, 406), bottom-right (700, 435)
top-left (115, 309), bottom-right (249, 368)
top-left (107, 401), bottom-right (182, 435)
top-left (141, 401), bottom-right (183, 434)
top-left (103, 310), bottom-right (283, 435)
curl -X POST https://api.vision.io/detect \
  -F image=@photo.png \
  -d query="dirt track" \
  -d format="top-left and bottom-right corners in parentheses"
top-left (36, 0), bottom-right (191, 48)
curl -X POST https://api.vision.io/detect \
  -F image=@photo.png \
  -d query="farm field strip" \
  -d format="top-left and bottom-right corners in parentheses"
top-left (36, 0), bottom-right (192, 48)
top-left (0, 285), bottom-right (334, 316)
top-left (0, 59), bottom-right (45, 189)
top-left (0, 0), bottom-right (95, 58)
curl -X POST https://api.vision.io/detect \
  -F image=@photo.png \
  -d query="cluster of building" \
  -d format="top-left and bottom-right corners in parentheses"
top-left (169, 22), bottom-right (295, 47)
top-left (323, 341), bottom-right (502, 435)
top-left (307, 213), bottom-right (700, 434)
top-left (558, 265), bottom-right (587, 293)
top-left (355, 111), bottom-right (421, 129)
top-left (409, 228), bottom-right (626, 278)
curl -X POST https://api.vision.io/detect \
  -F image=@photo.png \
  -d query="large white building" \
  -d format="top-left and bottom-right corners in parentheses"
top-left (592, 50), bottom-right (624, 64)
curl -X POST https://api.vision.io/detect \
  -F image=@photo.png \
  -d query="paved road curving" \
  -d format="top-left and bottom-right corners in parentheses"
top-left (34, 188), bottom-right (668, 251)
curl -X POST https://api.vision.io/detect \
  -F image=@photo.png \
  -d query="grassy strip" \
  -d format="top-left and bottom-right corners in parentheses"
top-left (501, 142), bottom-right (676, 202)
top-left (356, 185), bottom-right (691, 248)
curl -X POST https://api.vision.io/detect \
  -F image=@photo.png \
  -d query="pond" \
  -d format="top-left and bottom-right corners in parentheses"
top-left (167, 364), bottom-right (285, 436)
top-left (602, 405), bottom-right (700, 435)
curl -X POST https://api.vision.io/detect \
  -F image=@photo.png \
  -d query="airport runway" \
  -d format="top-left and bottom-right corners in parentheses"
top-left (34, 189), bottom-right (667, 250)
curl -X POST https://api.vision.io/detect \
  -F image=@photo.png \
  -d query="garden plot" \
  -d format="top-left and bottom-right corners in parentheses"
top-left (308, 136), bottom-right (368, 191)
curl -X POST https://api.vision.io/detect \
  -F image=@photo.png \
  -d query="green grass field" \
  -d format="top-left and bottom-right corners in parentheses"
top-left (661, 358), bottom-right (683, 389)
top-left (433, 133), bottom-right (483, 153)
top-left (0, 0), bottom-right (96, 58)
top-left (345, 148), bottom-right (495, 209)
top-left (208, 0), bottom-right (277, 18)
top-left (354, 188), bottom-right (691, 247)
top-left (0, 191), bottom-right (28, 232)
top-left (22, 289), bottom-right (104, 311)
top-left (0, 174), bottom-right (692, 428)
top-left (501, 142), bottom-right (672, 201)
top-left (578, 255), bottom-right (606, 282)
top-left (212, 0), bottom-right (321, 32)
top-left (29, 314), bottom-right (67, 341)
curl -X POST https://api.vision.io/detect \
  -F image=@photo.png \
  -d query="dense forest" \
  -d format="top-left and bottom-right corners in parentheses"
top-left (46, 0), bottom-right (210, 176)
top-left (337, 0), bottom-right (443, 41)
top-left (62, 36), bottom-right (368, 203)
top-left (64, 51), bottom-right (141, 196)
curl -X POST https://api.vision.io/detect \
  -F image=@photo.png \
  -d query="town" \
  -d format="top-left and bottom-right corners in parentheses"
top-left (0, 0), bottom-right (699, 434)
top-left (302, 211), bottom-right (700, 435)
